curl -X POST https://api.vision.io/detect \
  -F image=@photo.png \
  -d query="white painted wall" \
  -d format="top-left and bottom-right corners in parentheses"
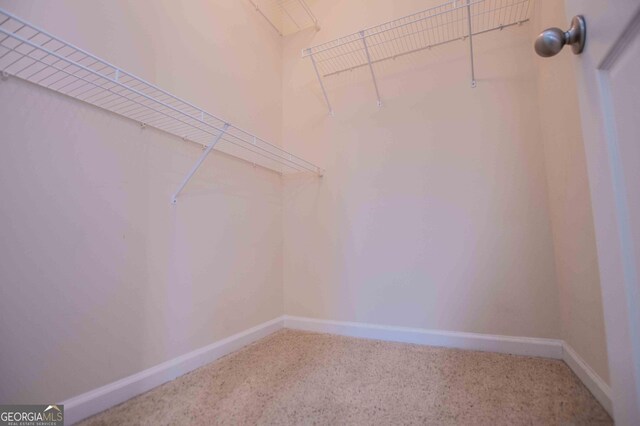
top-left (0, 0), bottom-right (285, 404)
top-left (532, 0), bottom-right (610, 384)
top-left (282, 0), bottom-right (561, 339)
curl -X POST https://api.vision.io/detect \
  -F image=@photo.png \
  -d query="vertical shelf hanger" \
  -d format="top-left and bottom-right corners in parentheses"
top-left (171, 124), bottom-right (229, 204)
top-left (465, 0), bottom-right (477, 88)
top-left (307, 51), bottom-right (333, 115)
top-left (360, 31), bottom-right (383, 108)
top-left (303, 0), bottom-right (533, 113)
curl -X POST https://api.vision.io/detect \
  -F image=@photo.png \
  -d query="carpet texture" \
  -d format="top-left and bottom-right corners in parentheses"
top-left (80, 329), bottom-right (612, 425)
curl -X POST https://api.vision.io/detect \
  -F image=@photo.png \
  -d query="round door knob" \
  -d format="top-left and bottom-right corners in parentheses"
top-left (535, 15), bottom-right (586, 57)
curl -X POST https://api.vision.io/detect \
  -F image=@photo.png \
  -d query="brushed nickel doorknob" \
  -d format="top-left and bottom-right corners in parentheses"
top-left (535, 15), bottom-right (586, 57)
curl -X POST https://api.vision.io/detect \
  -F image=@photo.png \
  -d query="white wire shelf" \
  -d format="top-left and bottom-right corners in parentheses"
top-left (0, 8), bottom-right (323, 203)
top-left (303, 0), bottom-right (533, 113)
top-left (249, 0), bottom-right (319, 36)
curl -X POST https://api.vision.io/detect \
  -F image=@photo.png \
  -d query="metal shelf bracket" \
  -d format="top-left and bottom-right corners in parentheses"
top-left (307, 49), bottom-right (334, 115)
top-left (360, 31), bottom-right (383, 107)
top-left (466, 0), bottom-right (477, 88)
top-left (171, 123), bottom-right (230, 204)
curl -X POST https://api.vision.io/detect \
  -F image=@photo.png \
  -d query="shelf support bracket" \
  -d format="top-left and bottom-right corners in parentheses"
top-left (466, 0), bottom-right (477, 88)
top-left (360, 31), bottom-right (382, 107)
top-left (171, 123), bottom-right (230, 204)
top-left (249, 0), bottom-right (283, 36)
top-left (307, 50), bottom-right (333, 115)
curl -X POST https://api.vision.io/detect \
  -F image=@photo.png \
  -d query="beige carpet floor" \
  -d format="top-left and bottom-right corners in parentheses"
top-left (80, 329), bottom-right (612, 425)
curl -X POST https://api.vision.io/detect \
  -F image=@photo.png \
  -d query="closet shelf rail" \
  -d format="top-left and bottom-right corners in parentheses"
top-left (0, 8), bottom-right (323, 204)
top-left (303, 0), bottom-right (533, 113)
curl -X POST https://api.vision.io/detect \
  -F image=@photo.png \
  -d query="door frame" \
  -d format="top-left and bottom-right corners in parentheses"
top-left (567, 1), bottom-right (640, 423)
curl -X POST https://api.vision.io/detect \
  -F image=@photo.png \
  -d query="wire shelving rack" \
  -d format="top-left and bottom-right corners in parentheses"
top-left (249, 0), bottom-right (319, 36)
top-left (303, 0), bottom-right (533, 114)
top-left (0, 8), bottom-right (323, 204)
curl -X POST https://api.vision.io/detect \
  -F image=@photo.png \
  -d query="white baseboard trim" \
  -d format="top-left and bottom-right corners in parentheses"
top-left (61, 316), bottom-right (285, 425)
top-left (283, 315), bottom-right (564, 359)
top-left (284, 316), bottom-right (613, 417)
top-left (60, 315), bottom-right (613, 424)
top-left (562, 342), bottom-right (613, 416)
